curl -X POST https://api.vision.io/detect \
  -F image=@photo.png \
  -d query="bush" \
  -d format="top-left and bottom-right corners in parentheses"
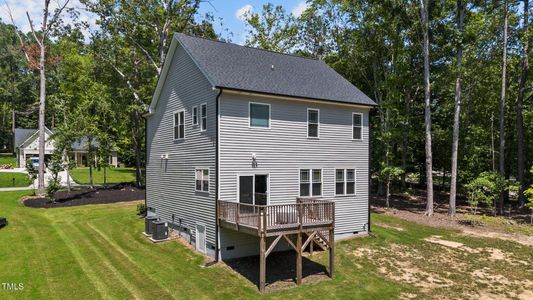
top-left (465, 171), bottom-right (519, 214)
top-left (46, 178), bottom-right (61, 202)
top-left (46, 154), bottom-right (63, 202)
top-left (136, 203), bottom-right (147, 216)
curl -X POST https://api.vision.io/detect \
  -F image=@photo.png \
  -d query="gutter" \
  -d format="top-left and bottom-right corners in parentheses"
top-left (215, 87), bottom-right (223, 262)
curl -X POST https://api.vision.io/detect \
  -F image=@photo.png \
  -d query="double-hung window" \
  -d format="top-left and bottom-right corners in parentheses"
top-left (192, 106), bottom-right (198, 125)
top-left (195, 168), bottom-right (209, 192)
top-left (307, 109), bottom-right (319, 138)
top-left (174, 110), bottom-right (185, 140)
top-left (249, 102), bottom-right (270, 128)
top-left (200, 103), bottom-right (207, 131)
top-left (353, 113), bottom-right (363, 140)
top-left (300, 169), bottom-right (322, 197)
top-left (335, 168), bottom-right (356, 195)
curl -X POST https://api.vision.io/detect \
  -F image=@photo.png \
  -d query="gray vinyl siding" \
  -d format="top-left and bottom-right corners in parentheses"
top-left (219, 92), bottom-right (370, 258)
top-left (146, 43), bottom-right (217, 254)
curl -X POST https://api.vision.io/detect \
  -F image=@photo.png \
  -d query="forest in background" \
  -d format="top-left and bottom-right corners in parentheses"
top-left (0, 0), bottom-right (531, 214)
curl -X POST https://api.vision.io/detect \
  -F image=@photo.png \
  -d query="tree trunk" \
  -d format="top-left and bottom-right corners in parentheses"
top-left (386, 178), bottom-right (390, 208)
top-left (498, 0), bottom-right (509, 215)
top-left (132, 110), bottom-right (144, 187)
top-left (449, 0), bottom-right (464, 217)
top-left (89, 138), bottom-right (94, 189)
top-left (11, 101), bottom-right (15, 153)
top-left (420, 0), bottom-right (434, 216)
top-left (516, 0), bottom-right (529, 207)
top-left (64, 148), bottom-right (71, 193)
top-left (37, 43), bottom-right (46, 196)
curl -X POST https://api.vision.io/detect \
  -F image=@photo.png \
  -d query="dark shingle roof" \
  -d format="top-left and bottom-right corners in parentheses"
top-left (14, 128), bottom-right (99, 150)
top-left (14, 128), bottom-right (37, 148)
top-left (175, 33), bottom-right (376, 106)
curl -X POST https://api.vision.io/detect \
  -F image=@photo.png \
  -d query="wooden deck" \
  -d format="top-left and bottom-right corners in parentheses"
top-left (217, 198), bottom-right (335, 291)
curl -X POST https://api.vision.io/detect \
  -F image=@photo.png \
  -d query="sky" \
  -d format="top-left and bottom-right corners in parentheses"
top-left (0, 0), bottom-right (308, 45)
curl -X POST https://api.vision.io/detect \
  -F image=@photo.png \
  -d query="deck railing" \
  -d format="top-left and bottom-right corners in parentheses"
top-left (217, 198), bottom-right (334, 235)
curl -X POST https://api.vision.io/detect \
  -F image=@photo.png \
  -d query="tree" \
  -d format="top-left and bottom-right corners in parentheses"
top-left (25, 158), bottom-right (37, 190)
top-left (5, 0), bottom-right (70, 195)
top-left (516, 0), bottom-right (529, 207)
top-left (243, 3), bottom-right (299, 52)
top-left (449, 0), bottom-right (465, 217)
top-left (419, 0), bottom-right (434, 216)
top-left (497, 0), bottom-right (509, 215)
top-left (378, 165), bottom-right (405, 208)
top-left (46, 152), bottom-right (63, 201)
top-left (82, 0), bottom-right (215, 187)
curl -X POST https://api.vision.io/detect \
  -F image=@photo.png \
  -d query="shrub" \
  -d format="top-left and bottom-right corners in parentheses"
top-left (46, 178), bottom-right (61, 202)
top-left (465, 171), bottom-right (519, 214)
top-left (137, 203), bottom-right (147, 216)
top-left (524, 166), bottom-right (533, 223)
top-left (46, 154), bottom-right (63, 202)
top-left (26, 159), bottom-right (37, 184)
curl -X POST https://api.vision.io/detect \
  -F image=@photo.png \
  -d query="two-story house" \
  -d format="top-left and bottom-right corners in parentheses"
top-left (144, 33), bottom-right (376, 291)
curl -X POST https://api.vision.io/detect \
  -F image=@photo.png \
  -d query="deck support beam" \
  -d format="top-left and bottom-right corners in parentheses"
top-left (329, 229), bottom-right (334, 278)
top-left (296, 232), bottom-right (302, 285)
top-left (259, 234), bottom-right (266, 292)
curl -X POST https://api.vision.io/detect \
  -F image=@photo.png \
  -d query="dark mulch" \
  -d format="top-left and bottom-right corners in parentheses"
top-left (23, 184), bottom-right (145, 208)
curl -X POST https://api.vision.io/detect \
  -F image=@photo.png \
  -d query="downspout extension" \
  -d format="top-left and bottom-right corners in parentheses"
top-left (215, 88), bottom-right (223, 262)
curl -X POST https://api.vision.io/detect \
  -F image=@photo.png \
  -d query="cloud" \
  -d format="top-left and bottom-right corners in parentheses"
top-left (291, 1), bottom-right (309, 17)
top-left (0, 0), bottom-right (97, 41)
top-left (235, 4), bottom-right (253, 21)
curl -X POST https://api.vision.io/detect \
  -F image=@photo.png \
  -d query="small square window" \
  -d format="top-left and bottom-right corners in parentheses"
top-left (250, 103), bottom-right (270, 128)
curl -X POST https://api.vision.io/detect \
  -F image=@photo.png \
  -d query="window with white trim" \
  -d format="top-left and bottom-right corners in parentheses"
top-left (335, 168), bottom-right (356, 195)
top-left (195, 168), bottom-right (209, 192)
top-left (353, 113), bottom-right (363, 140)
top-left (300, 169), bottom-right (322, 197)
top-left (192, 106), bottom-right (198, 125)
top-left (308, 109), bottom-right (319, 138)
top-left (174, 111), bottom-right (185, 140)
top-left (249, 102), bottom-right (270, 128)
top-left (200, 103), bottom-right (207, 131)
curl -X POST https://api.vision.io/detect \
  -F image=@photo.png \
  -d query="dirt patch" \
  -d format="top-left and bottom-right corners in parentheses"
top-left (23, 184), bottom-right (145, 208)
top-left (375, 222), bottom-right (405, 231)
top-left (424, 235), bottom-right (464, 248)
top-left (224, 251), bottom-right (330, 292)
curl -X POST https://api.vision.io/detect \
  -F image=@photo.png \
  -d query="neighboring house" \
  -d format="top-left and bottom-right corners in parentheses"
top-left (145, 33), bottom-right (376, 290)
top-left (14, 127), bottom-right (118, 168)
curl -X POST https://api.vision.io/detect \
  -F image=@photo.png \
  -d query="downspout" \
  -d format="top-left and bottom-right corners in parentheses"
top-left (215, 87), bottom-right (223, 262)
top-left (143, 113), bottom-right (148, 215)
top-left (368, 109), bottom-right (372, 234)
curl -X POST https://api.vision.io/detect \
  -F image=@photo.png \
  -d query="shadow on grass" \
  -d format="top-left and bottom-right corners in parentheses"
top-left (224, 250), bottom-right (329, 291)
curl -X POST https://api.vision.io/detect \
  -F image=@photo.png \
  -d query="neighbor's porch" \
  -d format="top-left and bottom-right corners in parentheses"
top-left (217, 198), bottom-right (335, 291)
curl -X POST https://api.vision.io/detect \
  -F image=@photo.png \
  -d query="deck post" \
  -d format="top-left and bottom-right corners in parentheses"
top-left (296, 232), bottom-right (302, 285)
top-left (329, 228), bottom-right (334, 278)
top-left (259, 234), bottom-right (266, 292)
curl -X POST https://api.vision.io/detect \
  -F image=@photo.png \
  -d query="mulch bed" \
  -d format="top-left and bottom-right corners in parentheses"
top-left (23, 184), bottom-right (145, 208)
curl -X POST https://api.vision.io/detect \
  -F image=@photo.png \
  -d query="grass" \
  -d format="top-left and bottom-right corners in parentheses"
top-left (70, 167), bottom-right (136, 185)
top-left (0, 173), bottom-right (30, 188)
top-left (0, 153), bottom-right (16, 167)
top-left (0, 192), bottom-right (532, 299)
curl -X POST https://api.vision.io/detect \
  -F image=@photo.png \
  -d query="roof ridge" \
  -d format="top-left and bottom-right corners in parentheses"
top-left (175, 32), bottom-right (321, 62)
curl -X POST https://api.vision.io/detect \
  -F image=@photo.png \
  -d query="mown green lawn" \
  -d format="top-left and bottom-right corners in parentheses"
top-left (70, 167), bottom-right (136, 185)
top-left (0, 191), bottom-right (532, 299)
top-left (0, 173), bottom-right (30, 188)
top-left (0, 153), bottom-right (16, 167)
